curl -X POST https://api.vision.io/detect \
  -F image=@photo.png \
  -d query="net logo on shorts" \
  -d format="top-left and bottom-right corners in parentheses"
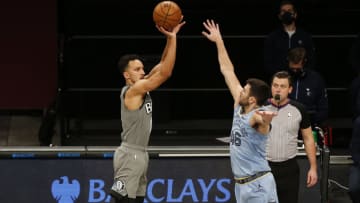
top-left (51, 176), bottom-right (80, 203)
top-left (115, 180), bottom-right (125, 192)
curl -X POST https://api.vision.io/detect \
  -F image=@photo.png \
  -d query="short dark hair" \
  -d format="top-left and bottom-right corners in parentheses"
top-left (246, 78), bottom-right (271, 106)
top-left (279, 0), bottom-right (297, 13)
top-left (287, 47), bottom-right (306, 64)
top-left (271, 71), bottom-right (293, 87)
top-left (117, 54), bottom-right (143, 73)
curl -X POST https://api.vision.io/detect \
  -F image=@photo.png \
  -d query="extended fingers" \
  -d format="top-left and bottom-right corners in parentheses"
top-left (256, 110), bottom-right (277, 116)
top-left (203, 19), bottom-right (217, 30)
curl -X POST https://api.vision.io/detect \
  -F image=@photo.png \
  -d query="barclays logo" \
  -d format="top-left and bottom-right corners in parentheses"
top-left (50, 177), bottom-right (232, 203)
top-left (51, 176), bottom-right (80, 203)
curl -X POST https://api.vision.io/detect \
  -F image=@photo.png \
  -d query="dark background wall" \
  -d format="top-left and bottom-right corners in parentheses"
top-left (0, 0), bottom-right (57, 109)
top-left (0, 0), bottom-right (358, 111)
top-left (58, 0), bottom-right (360, 119)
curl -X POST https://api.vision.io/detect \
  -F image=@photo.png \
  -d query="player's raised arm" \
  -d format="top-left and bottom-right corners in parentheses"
top-left (202, 19), bottom-right (243, 105)
top-left (130, 21), bottom-right (185, 96)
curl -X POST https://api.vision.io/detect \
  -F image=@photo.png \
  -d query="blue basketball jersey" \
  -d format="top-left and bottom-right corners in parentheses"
top-left (230, 105), bottom-right (271, 178)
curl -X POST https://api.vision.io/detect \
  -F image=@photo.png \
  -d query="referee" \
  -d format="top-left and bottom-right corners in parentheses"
top-left (266, 71), bottom-right (318, 203)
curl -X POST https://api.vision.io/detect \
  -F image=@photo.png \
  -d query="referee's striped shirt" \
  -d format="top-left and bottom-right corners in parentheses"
top-left (265, 99), bottom-right (311, 162)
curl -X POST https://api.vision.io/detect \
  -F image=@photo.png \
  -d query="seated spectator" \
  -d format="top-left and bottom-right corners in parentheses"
top-left (287, 47), bottom-right (328, 127)
top-left (350, 33), bottom-right (360, 119)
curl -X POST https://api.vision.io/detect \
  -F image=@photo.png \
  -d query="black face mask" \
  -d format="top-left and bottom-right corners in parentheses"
top-left (289, 68), bottom-right (304, 79)
top-left (280, 12), bottom-right (295, 25)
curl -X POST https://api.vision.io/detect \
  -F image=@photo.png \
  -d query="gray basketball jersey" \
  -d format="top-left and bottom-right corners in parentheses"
top-left (120, 86), bottom-right (152, 147)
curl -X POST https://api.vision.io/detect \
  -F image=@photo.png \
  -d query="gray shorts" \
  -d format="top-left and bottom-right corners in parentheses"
top-left (111, 144), bottom-right (149, 198)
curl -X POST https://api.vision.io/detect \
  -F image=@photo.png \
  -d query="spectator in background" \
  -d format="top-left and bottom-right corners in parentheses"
top-left (350, 33), bottom-right (360, 119)
top-left (264, 0), bottom-right (315, 78)
top-left (349, 115), bottom-right (360, 203)
top-left (287, 47), bottom-right (328, 127)
top-left (349, 32), bottom-right (360, 203)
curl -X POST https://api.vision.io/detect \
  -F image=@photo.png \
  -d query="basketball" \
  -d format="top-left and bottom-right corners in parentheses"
top-left (153, 1), bottom-right (182, 31)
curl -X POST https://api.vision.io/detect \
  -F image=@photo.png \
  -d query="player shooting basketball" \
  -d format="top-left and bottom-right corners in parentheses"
top-left (109, 10), bottom-right (185, 203)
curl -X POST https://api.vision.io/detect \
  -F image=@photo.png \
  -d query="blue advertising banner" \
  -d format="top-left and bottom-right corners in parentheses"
top-left (0, 157), bottom-right (235, 203)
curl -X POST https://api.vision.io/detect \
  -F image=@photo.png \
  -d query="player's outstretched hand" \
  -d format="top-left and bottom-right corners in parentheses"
top-left (202, 19), bottom-right (222, 43)
top-left (255, 110), bottom-right (278, 124)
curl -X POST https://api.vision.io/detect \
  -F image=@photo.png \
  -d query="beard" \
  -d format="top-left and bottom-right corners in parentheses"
top-left (239, 98), bottom-right (250, 111)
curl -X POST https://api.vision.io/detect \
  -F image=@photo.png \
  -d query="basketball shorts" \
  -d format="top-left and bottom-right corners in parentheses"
top-left (111, 144), bottom-right (149, 199)
top-left (234, 172), bottom-right (278, 203)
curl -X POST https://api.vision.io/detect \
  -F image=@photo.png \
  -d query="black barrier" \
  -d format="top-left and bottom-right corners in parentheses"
top-left (0, 146), bottom-right (88, 159)
top-left (0, 146), bottom-right (231, 159)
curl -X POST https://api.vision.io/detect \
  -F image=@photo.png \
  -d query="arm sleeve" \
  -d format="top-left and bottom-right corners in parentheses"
top-left (291, 100), bottom-right (311, 129)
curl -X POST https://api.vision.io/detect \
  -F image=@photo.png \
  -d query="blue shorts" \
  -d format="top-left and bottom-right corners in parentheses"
top-left (234, 172), bottom-right (278, 203)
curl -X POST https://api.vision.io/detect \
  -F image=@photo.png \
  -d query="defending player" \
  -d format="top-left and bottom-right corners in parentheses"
top-left (202, 19), bottom-right (279, 203)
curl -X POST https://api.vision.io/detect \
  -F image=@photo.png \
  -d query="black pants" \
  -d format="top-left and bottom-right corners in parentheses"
top-left (349, 164), bottom-right (360, 203)
top-left (269, 157), bottom-right (300, 203)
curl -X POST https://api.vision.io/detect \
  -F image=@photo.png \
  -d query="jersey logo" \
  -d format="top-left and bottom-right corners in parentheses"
top-left (145, 102), bottom-right (152, 114)
top-left (115, 180), bottom-right (125, 192)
